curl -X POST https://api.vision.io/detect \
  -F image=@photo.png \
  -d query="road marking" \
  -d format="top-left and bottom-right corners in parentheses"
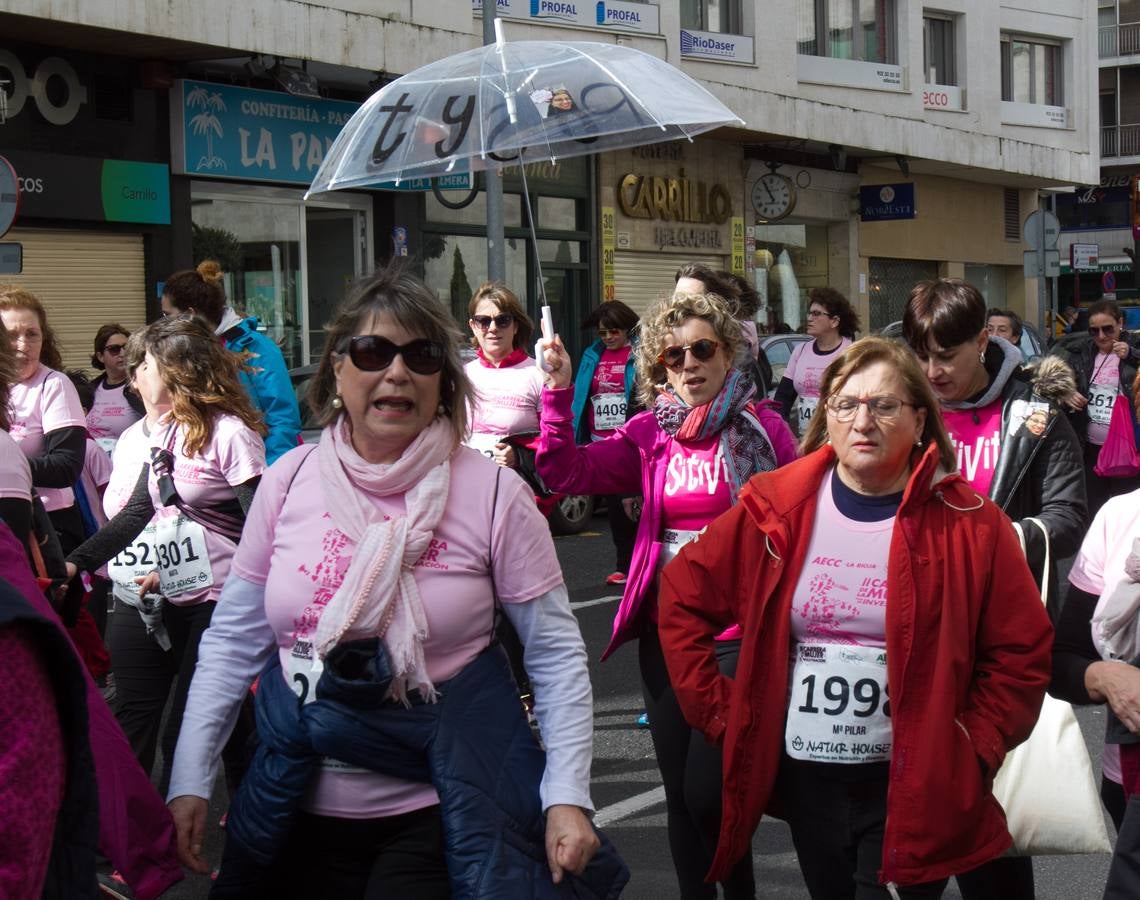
top-left (570, 595), bottom-right (621, 610)
top-left (594, 785), bottom-right (667, 826)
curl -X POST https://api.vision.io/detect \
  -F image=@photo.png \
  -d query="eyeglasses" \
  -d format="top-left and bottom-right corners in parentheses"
top-left (103, 343), bottom-right (128, 355)
top-left (826, 395), bottom-right (915, 422)
top-left (1089, 324), bottom-right (1118, 337)
top-left (806, 309), bottom-right (834, 319)
top-left (597, 328), bottom-right (623, 338)
top-left (470, 314), bottom-right (514, 331)
top-left (343, 335), bottom-right (446, 375)
top-left (658, 339), bottom-right (720, 371)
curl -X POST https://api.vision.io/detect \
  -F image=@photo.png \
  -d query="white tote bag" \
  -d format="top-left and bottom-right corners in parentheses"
top-left (991, 519), bottom-right (1112, 856)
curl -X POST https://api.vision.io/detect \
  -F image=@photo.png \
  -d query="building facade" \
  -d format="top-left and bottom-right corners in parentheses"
top-left (0, 0), bottom-right (1097, 367)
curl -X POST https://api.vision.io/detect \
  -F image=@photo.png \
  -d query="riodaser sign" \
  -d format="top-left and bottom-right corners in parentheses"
top-left (680, 28), bottom-right (754, 64)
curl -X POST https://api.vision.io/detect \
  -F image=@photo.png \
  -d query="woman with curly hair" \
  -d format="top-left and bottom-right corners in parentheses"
top-left (772, 286), bottom-right (860, 436)
top-left (536, 288), bottom-right (797, 899)
top-left (63, 315), bottom-right (266, 792)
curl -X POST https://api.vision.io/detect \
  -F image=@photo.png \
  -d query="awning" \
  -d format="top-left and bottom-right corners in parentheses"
top-left (1059, 258), bottom-right (1132, 275)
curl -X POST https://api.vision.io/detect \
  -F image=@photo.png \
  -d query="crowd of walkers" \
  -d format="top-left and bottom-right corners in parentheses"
top-left (4, 258), bottom-right (1140, 900)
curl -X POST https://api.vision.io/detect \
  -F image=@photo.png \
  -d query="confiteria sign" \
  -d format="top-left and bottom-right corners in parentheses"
top-left (0, 49), bottom-right (88, 126)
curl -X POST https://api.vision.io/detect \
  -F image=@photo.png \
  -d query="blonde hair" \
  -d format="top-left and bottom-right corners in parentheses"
top-left (633, 290), bottom-right (744, 408)
top-left (800, 336), bottom-right (956, 471)
top-left (0, 329), bottom-right (18, 430)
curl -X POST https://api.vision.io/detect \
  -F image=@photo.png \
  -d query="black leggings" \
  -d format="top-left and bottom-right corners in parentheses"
top-left (607, 495), bottom-right (637, 574)
top-left (212, 805), bottom-right (450, 899)
top-left (639, 628), bottom-right (754, 900)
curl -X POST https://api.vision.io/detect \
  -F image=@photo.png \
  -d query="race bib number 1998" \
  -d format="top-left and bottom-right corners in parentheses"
top-left (785, 643), bottom-right (892, 764)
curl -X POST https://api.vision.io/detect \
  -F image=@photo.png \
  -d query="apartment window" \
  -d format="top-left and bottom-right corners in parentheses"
top-left (923, 15), bottom-right (956, 85)
top-left (682, 0), bottom-right (743, 34)
top-left (1001, 36), bottom-right (1063, 105)
top-left (797, 0), bottom-right (897, 63)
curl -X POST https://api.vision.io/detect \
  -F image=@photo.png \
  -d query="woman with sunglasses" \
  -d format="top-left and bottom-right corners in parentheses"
top-left (572, 299), bottom-right (641, 586)
top-left (62, 316), bottom-right (266, 796)
top-left (772, 287), bottom-right (859, 437)
top-left (88, 323), bottom-right (143, 454)
top-left (902, 279), bottom-right (1085, 900)
top-left (537, 289), bottom-right (797, 900)
top-left (463, 282), bottom-right (543, 471)
top-left (165, 263), bottom-right (618, 898)
top-left (658, 337), bottom-right (1051, 900)
top-left (1051, 298), bottom-right (1140, 516)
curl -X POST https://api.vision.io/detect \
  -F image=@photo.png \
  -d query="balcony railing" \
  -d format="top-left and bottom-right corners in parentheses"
top-left (1100, 23), bottom-right (1140, 58)
top-left (1102, 124), bottom-right (1140, 157)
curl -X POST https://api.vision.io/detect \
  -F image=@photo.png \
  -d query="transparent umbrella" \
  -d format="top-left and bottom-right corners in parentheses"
top-left (305, 33), bottom-right (743, 194)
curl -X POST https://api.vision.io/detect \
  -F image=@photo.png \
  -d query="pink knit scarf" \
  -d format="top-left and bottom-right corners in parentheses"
top-left (312, 415), bottom-right (455, 703)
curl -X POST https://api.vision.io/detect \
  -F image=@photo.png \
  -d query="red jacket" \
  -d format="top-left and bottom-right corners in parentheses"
top-left (658, 444), bottom-right (1052, 887)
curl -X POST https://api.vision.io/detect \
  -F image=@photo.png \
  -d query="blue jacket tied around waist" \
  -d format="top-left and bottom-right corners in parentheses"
top-left (224, 639), bottom-right (628, 899)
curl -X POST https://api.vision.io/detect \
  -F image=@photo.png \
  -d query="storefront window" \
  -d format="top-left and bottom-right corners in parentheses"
top-left (964, 264), bottom-right (1007, 308)
top-left (425, 189), bottom-right (522, 228)
top-left (753, 224), bottom-right (831, 332)
top-left (422, 234), bottom-right (529, 325)
top-left (190, 182), bottom-right (371, 367)
top-left (868, 257), bottom-right (938, 330)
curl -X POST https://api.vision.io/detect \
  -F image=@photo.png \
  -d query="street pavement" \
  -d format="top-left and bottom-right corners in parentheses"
top-left (160, 513), bottom-right (1114, 899)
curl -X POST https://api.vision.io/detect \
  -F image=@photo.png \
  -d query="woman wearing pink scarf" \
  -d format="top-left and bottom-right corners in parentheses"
top-left (537, 289), bottom-right (798, 900)
top-left (168, 263), bottom-right (600, 897)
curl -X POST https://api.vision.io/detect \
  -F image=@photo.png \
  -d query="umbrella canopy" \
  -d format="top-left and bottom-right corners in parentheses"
top-left (305, 39), bottom-right (743, 196)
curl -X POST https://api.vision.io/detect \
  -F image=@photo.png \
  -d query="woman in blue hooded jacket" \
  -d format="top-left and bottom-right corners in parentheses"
top-left (572, 300), bottom-right (639, 585)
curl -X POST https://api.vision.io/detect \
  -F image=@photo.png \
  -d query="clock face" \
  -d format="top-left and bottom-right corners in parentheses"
top-left (752, 173), bottom-right (795, 222)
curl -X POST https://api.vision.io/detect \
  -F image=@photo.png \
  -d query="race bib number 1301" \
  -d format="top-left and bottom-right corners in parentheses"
top-left (785, 643), bottom-right (892, 764)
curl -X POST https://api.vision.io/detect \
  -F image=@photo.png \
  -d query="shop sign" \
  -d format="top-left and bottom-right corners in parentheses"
top-left (730, 217), bottom-right (744, 276)
top-left (1001, 101), bottom-right (1067, 129)
top-left (601, 206), bottom-right (616, 301)
top-left (1, 150), bottom-right (170, 225)
top-left (171, 79), bottom-right (359, 186)
top-left (618, 171), bottom-right (733, 225)
top-left (680, 29), bottom-right (754, 64)
top-left (859, 183), bottom-right (916, 222)
top-left (471, 0), bottom-right (660, 34)
top-left (922, 84), bottom-right (962, 111)
top-left (0, 49), bottom-right (88, 126)
top-left (797, 55), bottom-right (904, 92)
top-left (377, 173), bottom-right (473, 191)
top-left (1071, 243), bottom-right (1099, 272)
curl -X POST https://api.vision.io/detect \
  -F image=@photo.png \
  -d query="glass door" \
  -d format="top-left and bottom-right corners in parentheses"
top-left (305, 206), bottom-right (369, 361)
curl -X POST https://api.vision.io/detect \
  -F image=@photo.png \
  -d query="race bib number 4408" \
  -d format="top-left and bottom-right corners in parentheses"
top-left (785, 643), bottom-right (892, 764)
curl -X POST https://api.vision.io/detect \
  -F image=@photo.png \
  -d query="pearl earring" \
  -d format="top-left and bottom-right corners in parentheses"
top-left (436, 402), bottom-right (446, 416)
top-left (331, 395), bottom-right (343, 410)
top-left (979, 351), bottom-right (985, 364)
top-left (915, 437), bottom-right (923, 446)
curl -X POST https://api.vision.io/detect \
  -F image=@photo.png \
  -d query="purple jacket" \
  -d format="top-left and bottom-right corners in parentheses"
top-left (0, 526), bottom-right (182, 900)
top-left (536, 386), bottom-right (798, 659)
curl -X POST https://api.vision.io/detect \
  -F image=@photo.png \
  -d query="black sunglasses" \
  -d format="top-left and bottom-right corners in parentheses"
top-left (1089, 324), bottom-right (1118, 337)
top-left (470, 314), bottom-right (514, 330)
top-left (658, 339), bottom-right (720, 371)
top-left (344, 336), bottom-right (446, 375)
top-left (103, 343), bottom-right (128, 355)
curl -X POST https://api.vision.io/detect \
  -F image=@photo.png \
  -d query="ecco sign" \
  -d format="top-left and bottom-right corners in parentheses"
top-left (0, 50), bottom-right (88, 126)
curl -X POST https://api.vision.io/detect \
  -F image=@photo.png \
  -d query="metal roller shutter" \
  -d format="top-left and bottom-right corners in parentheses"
top-left (1, 228), bottom-right (147, 373)
top-left (612, 251), bottom-right (725, 318)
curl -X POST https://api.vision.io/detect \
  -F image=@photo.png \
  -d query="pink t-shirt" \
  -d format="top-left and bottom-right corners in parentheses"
top-left (661, 433), bottom-right (733, 531)
top-left (231, 446), bottom-right (563, 819)
top-left (1087, 352), bottom-right (1121, 446)
top-left (464, 357), bottom-right (543, 438)
top-left (1069, 488), bottom-right (1140, 783)
top-left (147, 415), bottom-right (266, 606)
top-left (785, 337), bottom-right (852, 397)
top-left (0, 430), bottom-right (32, 503)
top-left (588, 346), bottom-right (631, 440)
top-left (942, 401), bottom-right (1003, 497)
top-left (87, 380), bottom-right (142, 444)
top-left (789, 476), bottom-right (893, 647)
top-left (7, 365), bottom-right (87, 511)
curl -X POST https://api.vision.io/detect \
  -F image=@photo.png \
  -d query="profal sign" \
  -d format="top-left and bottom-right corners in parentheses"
top-left (618, 170), bottom-right (733, 225)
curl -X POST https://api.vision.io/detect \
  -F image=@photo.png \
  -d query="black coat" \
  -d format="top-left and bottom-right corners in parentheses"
top-left (1051, 328), bottom-right (1140, 445)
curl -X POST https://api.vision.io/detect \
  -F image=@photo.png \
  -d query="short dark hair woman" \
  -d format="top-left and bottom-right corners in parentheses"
top-left (88, 323), bottom-right (144, 450)
top-left (772, 286), bottom-right (860, 437)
